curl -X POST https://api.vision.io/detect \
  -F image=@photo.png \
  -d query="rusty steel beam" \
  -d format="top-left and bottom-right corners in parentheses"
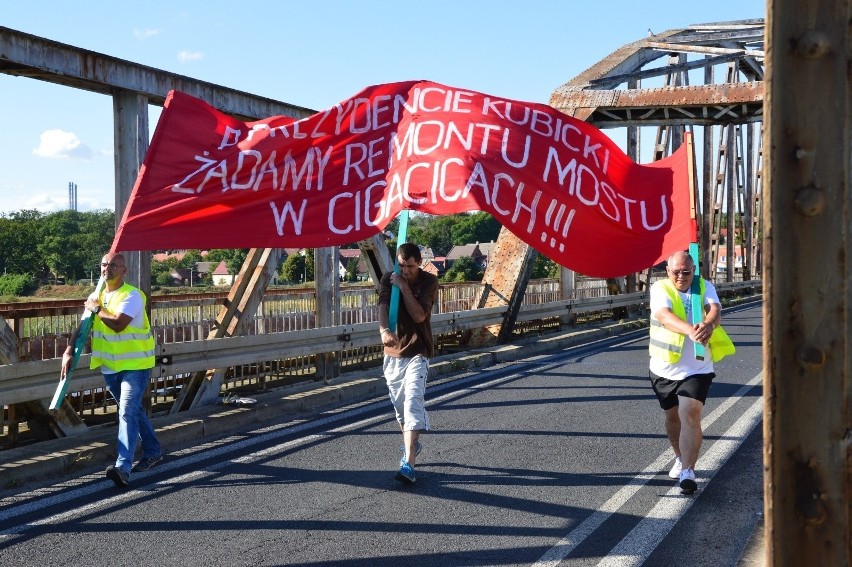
top-left (549, 82), bottom-right (764, 127)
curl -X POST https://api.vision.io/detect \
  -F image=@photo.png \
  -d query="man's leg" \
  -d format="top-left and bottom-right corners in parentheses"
top-left (402, 356), bottom-right (429, 468)
top-left (677, 396), bottom-right (704, 469)
top-left (127, 370), bottom-right (161, 459)
top-left (105, 371), bottom-right (141, 473)
top-left (403, 430), bottom-right (421, 468)
top-left (663, 405), bottom-right (681, 458)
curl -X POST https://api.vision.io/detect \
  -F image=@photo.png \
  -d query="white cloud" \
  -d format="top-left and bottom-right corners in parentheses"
top-left (19, 193), bottom-right (69, 213)
top-left (0, 188), bottom-right (114, 215)
top-left (133, 28), bottom-right (161, 39)
top-left (32, 129), bottom-right (94, 160)
top-left (177, 50), bottom-right (204, 63)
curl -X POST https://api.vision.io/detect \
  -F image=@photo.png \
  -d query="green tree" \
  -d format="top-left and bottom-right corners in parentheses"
top-left (205, 249), bottom-right (229, 264)
top-left (225, 249), bottom-right (249, 275)
top-left (179, 249), bottom-right (203, 269)
top-left (38, 210), bottom-right (83, 281)
top-left (0, 210), bottom-right (46, 277)
top-left (451, 212), bottom-right (501, 247)
top-left (441, 256), bottom-right (483, 282)
top-left (74, 210), bottom-right (115, 278)
top-left (407, 214), bottom-right (456, 256)
top-left (531, 252), bottom-right (560, 279)
top-left (150, 260), bottom-right (173, 287)
top-left (344, 258), bottom-right (359, 282)
top-left (280, 250), bottom-right (314, 283)
top-left (0, 274), bottom-right (36, 296)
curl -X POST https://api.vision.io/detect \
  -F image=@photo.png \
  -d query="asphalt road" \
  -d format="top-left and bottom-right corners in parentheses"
top-left (0, 302), bottom-right (763, 567)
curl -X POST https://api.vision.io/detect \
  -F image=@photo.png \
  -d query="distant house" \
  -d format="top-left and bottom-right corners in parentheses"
top-left (420, 246), bottom-right (435, 263)
top-left (445, 241), bottom-right (495, 269)
top-left (195, 261), bottom-right (215, 279)
top-left (211, 260), bottom-right (234, 286)
top-left (422, 257), bottom-right (447, 278)
top-left (715, 245), bottom-right (745, 273)
top-left (152, 250), bottom-right (209, 263)
top-left (339, 248), bottom-right (369, 281)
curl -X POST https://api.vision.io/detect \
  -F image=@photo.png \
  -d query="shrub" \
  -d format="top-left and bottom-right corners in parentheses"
top-left (0, 274), bottom-right (36, 296)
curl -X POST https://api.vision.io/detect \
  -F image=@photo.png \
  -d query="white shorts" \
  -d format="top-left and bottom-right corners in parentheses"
top-left (383, 354), bottom-right (431, 432)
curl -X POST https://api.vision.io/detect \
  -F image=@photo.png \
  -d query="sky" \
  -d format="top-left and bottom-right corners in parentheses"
top-left (0, 0), bottom-right (765, 215)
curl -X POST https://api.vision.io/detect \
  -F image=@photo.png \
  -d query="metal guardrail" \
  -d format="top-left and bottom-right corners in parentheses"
top-left (0, 280), bottom-right (761, 408)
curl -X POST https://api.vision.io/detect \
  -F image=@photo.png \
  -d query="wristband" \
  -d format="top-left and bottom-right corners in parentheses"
top-left (380, 327), bottom-right (390, 335)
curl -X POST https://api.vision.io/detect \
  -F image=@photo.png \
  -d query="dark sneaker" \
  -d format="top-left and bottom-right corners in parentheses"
top-left (106, 465), bottom-right (130, 488)
top-left (132, 455), bottom-right (163, 472)
top-left (679, 468), bottom-right (697, 494)
top-left (395, 460), bottom-right (416, 485)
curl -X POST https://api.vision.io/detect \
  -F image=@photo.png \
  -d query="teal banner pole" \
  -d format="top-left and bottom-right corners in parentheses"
top-left (387, 210), bottom-right (410, 333)
top-left (50, 276), bottom-right (106, 410)
top-left (688, 242), bottom-right (705, 361)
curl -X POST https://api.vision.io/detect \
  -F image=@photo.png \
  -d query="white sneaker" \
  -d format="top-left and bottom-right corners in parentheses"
top-left (668, 456), bottom-right (683, 479)
top-left (679, 468), bottom-right (698, 494)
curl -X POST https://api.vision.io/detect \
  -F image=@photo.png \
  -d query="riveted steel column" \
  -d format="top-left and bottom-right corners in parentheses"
top-left (764, 1), bottom-right (850, 563)
top-left (468, 226), bottom-right (537, 346)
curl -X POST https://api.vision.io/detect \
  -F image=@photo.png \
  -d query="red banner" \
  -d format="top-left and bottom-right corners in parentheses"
top-left (113, 81), bottom-right (696, 277)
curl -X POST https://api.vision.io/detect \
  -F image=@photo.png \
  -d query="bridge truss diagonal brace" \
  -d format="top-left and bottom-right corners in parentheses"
top-left (0, 315), bottom-right (86, 440)
top-left (468, 226), bottom-right (537, 347)
top-left (170, 247), bottom-right (283, 413)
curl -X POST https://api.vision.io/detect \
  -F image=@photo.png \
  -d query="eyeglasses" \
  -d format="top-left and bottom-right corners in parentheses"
top-left (100, 262), bottom-right (125, 269)
top-left (669, 270), bottom-right (692, 277)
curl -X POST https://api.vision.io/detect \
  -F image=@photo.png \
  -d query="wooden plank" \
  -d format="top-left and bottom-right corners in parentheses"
top-left (0, 315), bottom-right (19, 365)
top-left (315, 246), bottom-right (340, 382)
top-left (358, 234), bottom-right (394, 290)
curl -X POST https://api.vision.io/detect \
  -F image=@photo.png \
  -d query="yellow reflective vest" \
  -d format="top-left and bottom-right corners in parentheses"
top-left (649, 278), bottom-right (735, 363)
top-left (90, 283), bottom-right (155, 371)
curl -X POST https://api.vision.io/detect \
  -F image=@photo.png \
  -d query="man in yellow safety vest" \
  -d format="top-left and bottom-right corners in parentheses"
top-left (62, 252), bottom-right (162, 488)
top-left (648, 250), bottom-right (735, 494)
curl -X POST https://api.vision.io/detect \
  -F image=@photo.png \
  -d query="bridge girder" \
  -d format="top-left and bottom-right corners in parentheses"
top-left (481, 19), bottom-right (765, 345)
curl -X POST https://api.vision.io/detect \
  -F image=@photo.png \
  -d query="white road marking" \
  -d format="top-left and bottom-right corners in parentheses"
top-left (597, 394), bottom-right (763, 566)
top-left (533, 372), bottom-right (763, 566)
top-left (0, 368), bottom-right (527, 540)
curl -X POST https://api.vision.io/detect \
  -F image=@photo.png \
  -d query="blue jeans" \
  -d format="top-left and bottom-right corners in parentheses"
top-left (104, 369), bottom-right (161, 474)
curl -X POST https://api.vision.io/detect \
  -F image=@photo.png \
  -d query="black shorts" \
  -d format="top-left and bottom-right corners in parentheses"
top-left (649, 371), bottom-right (715, 410)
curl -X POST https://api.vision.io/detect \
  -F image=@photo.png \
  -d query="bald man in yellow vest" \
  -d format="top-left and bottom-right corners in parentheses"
top-left (648, 250), bottom-right (735, 495)
top-left (62, 252), bottom-right (162, 487)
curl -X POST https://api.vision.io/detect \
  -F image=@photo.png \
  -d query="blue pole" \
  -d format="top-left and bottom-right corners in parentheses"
top-left (50, 276), bottom-right (106, 410)
top-left (688, 242), bottom-right (706, 360)
top-left (387, 211), bottom-right (410, 333)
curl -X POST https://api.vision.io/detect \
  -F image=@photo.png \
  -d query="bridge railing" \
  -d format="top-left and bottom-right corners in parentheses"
top-left (0, 278), bottom-right (760, 444)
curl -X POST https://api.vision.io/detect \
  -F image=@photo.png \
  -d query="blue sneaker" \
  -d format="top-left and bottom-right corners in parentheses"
top-left (399, 441), bottom-right (423, 465)
top-left (395, 460), bottom-right (416, 484)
